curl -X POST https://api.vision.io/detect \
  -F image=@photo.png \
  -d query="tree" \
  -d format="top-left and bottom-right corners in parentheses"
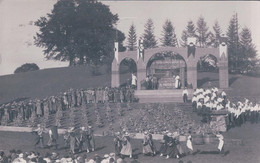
top-left (196, 16), bottom-right (210, 47)
top-left (160, 19), bottom-right (177, 47)
top-left (34, 0), bottom-right (125, 66)
top-left (239, 27), bottom-right (258, 72)
top-left (142, 18), bottom-right (157, 49)
top-left (127, 23), bottom-right (137, 51)
top-left (14, 63), bottom-right (40, 74)
top-left (180, 20), bottom-right (196, 47)
top-left (211, 20), bottom-right (222, 47)
top-left (226, 13), bottom-right (240, 72)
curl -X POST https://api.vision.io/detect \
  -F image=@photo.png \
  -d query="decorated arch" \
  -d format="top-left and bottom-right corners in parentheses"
top-left (111, 37), bottom-right (228, 90)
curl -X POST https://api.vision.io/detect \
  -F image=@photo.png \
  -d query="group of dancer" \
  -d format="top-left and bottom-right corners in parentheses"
top-left (191, 87), bottom-right (260, 128)
top-left (192, 87), bottom-right (227, 123)
top-left (0, 86), bottom-right (135, 125)
top-left (113, 129), bottom-right (225, 160)
top-left (32, 124), bottom-right (95, 155)
top-left (226, 98), bottom-right (260, 128)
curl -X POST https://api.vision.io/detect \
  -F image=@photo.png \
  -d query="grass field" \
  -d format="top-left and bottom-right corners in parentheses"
top-left (0, 123), bottom-right (260, 163)
top-left (0, 66), bottom-right (259, 162)
top-left (0, 65), bottom-right (259, 104)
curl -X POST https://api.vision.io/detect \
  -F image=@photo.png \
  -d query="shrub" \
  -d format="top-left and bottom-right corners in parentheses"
top-left (14, 63), bottom-right (40, 74)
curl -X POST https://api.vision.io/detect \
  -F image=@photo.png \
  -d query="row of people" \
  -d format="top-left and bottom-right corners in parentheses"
top-left (0, 149), bottom-right (118, 163)
top-left (32, 124), bottom-right (95, 155)
top-left (226, 98), bottom-right (260, 127)
top-left (0, 86), bottom-right (136, 124)
top-left (113, 129), bottom-right (225, 160)
top-left (191, 87), bottom-right (260, 127)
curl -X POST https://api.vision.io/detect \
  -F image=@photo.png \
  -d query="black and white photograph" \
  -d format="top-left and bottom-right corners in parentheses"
top-left (0, 0), bottom-right (260, 162)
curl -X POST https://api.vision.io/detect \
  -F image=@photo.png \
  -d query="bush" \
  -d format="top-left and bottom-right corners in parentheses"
top-left (14, 63), bottom-right (40, 74)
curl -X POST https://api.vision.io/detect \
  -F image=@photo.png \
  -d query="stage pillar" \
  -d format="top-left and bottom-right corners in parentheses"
top-left (187, 65), bottom-right (197, 89)
top-left (180, 67), bottom-right (185, 88)
top-left (186, 37), bottom-right (197, 89)
top-left (137, 62), bottom-right (146, 90)
top-left (219, 61), bottom-right (229, 88)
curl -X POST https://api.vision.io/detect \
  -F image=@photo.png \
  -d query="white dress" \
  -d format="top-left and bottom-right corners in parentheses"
top-left (186, 135), bottom-right (193, 151)
top-left (218, 138), bottom-right (224, 151)
top-left (131, 75), bottom-right (137, 86)
top-left (175, 75), bottom-right (180, 88)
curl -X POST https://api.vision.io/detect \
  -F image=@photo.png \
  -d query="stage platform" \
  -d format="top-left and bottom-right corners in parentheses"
top-left (134, 89), bottom-right (194, 103)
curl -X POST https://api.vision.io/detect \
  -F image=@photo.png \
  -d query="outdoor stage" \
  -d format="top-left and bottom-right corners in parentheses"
top-left (134, 89), bottom-right (194, 103)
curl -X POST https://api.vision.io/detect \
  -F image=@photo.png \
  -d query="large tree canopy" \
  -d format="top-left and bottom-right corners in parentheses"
top-left (34, 0), bottom-right (125, 66)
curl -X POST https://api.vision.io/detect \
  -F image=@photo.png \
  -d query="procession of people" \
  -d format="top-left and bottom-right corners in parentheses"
top-left (191, 87), bottom-right (260, 126)
top-left (0, 86), bottom-right (136, 125)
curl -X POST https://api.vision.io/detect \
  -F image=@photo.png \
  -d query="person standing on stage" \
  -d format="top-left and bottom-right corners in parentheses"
top-left (182, 88), bottom-right (189, 103)
top-left (175, 75), bottom-right (180, 89)
top-left (131, 73), bottom-right (137, 90)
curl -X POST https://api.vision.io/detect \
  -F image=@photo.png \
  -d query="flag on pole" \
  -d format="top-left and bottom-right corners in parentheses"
top-left (138, 39), bottom-right (144, 61)
top-left (187, 37), bottom-right (196, 58)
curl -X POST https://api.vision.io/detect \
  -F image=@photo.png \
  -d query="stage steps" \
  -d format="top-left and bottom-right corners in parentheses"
top-left (134, 89), bottom-right (193, 103)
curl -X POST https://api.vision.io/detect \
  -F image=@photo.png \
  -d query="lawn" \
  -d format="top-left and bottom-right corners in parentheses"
top-left (0, 65), bottom-right (259, 105)
top-left (0, 123), bottom-right (260, 163)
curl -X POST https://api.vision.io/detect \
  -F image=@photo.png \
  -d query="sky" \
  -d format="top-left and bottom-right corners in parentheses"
top-left (0, 0), bottom-right (259, 76)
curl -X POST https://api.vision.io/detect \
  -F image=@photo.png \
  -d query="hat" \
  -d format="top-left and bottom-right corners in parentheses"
top-left (66, 158), bottom-right (72, 162)
top-left (144, 131), bottom-right (148, 135)
top-left (167, 133), bottom-right (172, 137)
top-left (68, 127), bottom-right (75, 132)
top-left (109, 153), bottom-right (115, 157)
top-left (104, 154), bottom-right (109, 158)
top-left (124, 132), bottom-right (129, 136)
top-left (81, 127), bottom-right (86, 131)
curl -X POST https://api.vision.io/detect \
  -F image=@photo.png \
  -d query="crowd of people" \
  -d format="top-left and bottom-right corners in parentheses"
top-left (191, 87), bottom-right (227, 123)
top-left (142, 74), bottom-right (182, 90)
top-left (226, 98), bottom-right (260, 128)
top-left (0, 86), bottom-right (136, 125)
top-left (0, 149), bottom-right (118, 163)
top-left (143, 75), bottom-right (158, 90)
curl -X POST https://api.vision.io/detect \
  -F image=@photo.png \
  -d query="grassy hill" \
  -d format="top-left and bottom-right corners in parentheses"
top-left (0, 65), bottom-right (259, 104)
top-left (0, 65), bottom-right (112, 104)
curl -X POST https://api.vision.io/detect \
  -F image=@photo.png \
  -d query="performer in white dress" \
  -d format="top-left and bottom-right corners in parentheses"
top-left (175, 75), bottom-right (180, 89)
top-left (131, 73), bottom-right (137, 89)
top-left (216, 133), bottom-right (224, 154)
top-left (186, 135), bottom-right (193, 152)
